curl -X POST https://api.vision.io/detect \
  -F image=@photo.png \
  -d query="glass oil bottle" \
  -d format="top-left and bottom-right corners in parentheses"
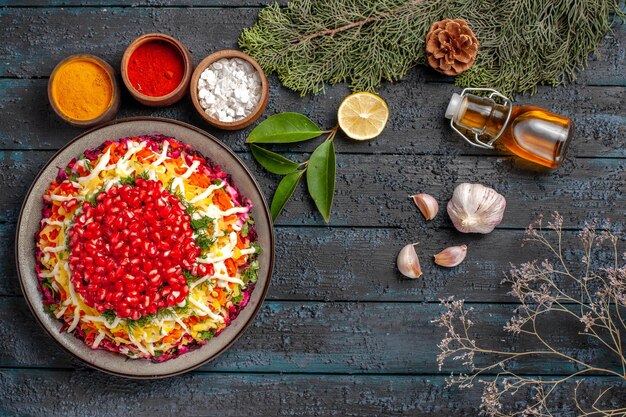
top-left (445, 88), bottom-right (574, 168)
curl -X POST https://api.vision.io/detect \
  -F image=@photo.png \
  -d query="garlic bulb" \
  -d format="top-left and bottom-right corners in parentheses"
top-left (447, 183), bottom-right (506, 234)
top-left (397, 243), bottom-right (422, 279)
top-left (434, 245), bottom-right (467, 267)
top-left (410, 193), bottom-right (439, 220)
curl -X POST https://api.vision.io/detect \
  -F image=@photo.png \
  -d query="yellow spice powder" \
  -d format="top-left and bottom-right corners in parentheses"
top-left (51, 59), bottom-right (113, 121)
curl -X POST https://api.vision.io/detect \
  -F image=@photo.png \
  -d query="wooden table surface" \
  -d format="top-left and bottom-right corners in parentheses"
top-left (1, 2), bottom-right (625, 416)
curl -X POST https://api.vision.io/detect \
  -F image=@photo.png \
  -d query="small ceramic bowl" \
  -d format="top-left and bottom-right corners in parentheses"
top-left (48, 54), bottom-right (120, 128)
top-left (121, 33), bottom-right (193, 107)
top-left (190, 50), bottom-right (269, 130)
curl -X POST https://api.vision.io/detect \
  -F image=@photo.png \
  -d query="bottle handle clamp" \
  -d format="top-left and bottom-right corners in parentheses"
top-left (450, 88), bottom-right (513, 150)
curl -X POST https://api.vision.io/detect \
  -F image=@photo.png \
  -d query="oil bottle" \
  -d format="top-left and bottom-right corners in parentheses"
top-left (445, 88), bottom-right (574, 168)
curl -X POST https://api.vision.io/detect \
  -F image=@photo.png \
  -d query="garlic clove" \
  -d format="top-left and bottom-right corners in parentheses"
top-left (410, 193), bottom-right (439, 221)
top-left (447, 183), bottom-right (506, 234)
top-left (397, 243), bottom-right (423, 279)
top-left (434, 245), bottom-right (468, 267)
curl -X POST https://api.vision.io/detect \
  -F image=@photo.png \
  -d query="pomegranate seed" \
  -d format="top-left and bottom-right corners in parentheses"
top-left (68, 179), bottom-right (198, 319)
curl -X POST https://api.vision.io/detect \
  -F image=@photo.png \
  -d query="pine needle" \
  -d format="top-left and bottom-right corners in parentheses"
top-left (239, 0), bottom-right (625, 96)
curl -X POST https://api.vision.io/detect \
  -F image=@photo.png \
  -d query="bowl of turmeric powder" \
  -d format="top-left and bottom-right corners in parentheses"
top-left (48, 54), bottom-right (121, 128)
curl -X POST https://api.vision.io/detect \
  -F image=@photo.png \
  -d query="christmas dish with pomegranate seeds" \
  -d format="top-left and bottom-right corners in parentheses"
top-left (36, 135), bottom-right (261, 361)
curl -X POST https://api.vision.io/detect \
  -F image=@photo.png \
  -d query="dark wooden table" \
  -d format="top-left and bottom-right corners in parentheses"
top-left (1, 2), bottom-right (625, 416)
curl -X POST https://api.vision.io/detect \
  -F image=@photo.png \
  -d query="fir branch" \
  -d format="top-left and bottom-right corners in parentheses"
top-left (240, 0), bottom-right (625, 96)
top-left (295, 9), bottom-right (395, 44)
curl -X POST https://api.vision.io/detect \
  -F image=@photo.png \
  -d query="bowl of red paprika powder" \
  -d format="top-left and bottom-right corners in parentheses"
top-left (121, 33), bottom-right (192, 107)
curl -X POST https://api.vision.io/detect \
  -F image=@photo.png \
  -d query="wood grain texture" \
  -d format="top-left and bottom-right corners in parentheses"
top-left (0, 1), bottom-right (285, 6)
top-left (1, 2), bottom-right (625, 414)
top-left (0, 223), bottom-right (610, 303)
top-left (0, 297), bottom-right (623, 375)
top-left (1, 79), bottom-right (625, 158)
top-left (0, 9), bottom-right (624, 157)
top-left (2, 150), bottom-right (624, 227)
top-left (0, 369), bottom-right (624, 417)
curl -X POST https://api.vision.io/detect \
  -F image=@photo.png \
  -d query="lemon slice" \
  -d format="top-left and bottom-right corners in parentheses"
top-left (337, 92), bottom-right (389, 140)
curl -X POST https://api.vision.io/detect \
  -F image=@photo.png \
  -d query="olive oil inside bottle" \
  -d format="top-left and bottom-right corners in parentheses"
top-left (450, 94), bottom-right (574, 169)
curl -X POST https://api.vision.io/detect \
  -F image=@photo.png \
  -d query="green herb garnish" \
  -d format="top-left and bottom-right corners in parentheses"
top-left (251, 242), bottom-right (263, 254)
top-left (101, 309), bottom-right (116, 324)
top-left (45, 303), bottom-right (58, 314)
top-left (182, 270), bottom-right (201, 284)
top-left (119, 171), bottom-right (150, 187)
top-left (126, 308), bottom-right (175, 328)
top-left (40, 278), bottom-right (55, 293)
top-left (175, 303), bottom-right (191, 315)
top-left (190, 216), bottom-right (214, 231)
top-left (168, 185), bottom-right (197, 215)
top-left (195, 233), bottom-right (216, 251)
top-left (199, 330), bottom-right (216, 341)
top-left (241, 223), bottom-right (249, 237)
top-left (64, 167), bottom-right (79, 182)
top-left (85, 185), bottom-right (106, 206)
top-left (242, 260), bottom-right (260, 284)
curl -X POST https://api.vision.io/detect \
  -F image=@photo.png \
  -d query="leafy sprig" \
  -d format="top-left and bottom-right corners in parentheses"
top-left (240, 0), bottom-right (625, 96)
top-left (101, 309), bottom-right (116, 324)
top-left (195, 233), bottom-right (216, 251)
top-left (190, 216), bottom-right (214, 232)
top-left (126, 308), bottom-right (176, 330)
top-left (247, 113), bottom-right (337, 223)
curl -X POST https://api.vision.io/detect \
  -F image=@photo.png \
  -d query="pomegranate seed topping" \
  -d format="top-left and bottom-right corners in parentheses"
top-left (69, 180), bottom-right (199, 319)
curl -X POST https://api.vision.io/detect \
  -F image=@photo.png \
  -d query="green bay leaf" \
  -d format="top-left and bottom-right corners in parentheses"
top-left (271, 170), bottom-right (305, 221)
top-left (246, 112), bottom-right (323, 144)
top-left (306, 140), bottom-right (336, 223)
top-left (250, 144), bottom-right (300, 175)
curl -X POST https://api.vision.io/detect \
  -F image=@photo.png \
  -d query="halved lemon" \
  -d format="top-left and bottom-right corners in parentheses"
top-left (337, 92), bottom-right (389, 140)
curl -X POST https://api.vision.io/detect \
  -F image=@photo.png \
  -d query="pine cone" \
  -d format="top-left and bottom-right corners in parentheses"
top-left (425, 18), bottom-right (479, 76)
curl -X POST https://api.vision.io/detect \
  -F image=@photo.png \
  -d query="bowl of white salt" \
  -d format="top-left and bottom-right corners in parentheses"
top-left (190, 50), bottom-right (269, 130)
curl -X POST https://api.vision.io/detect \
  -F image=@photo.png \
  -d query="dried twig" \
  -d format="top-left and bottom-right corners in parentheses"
top-left (434, 213), bottom-right (626, 416)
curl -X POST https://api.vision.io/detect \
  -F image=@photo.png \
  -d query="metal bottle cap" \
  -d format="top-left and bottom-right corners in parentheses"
top-left (448, 88), bottom-right (513, 150)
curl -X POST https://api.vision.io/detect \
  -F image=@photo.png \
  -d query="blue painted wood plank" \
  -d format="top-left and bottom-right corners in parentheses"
top-left (0, 222), bottom-right (610, 303)
top-left (0, 78), bottom-right (624, 158)
top-left (0, 297), bottom-right (622, 375)
top-left (1, 150), bottom-right (625, 228)
top-left (0, 369), bottom-right (624, 416)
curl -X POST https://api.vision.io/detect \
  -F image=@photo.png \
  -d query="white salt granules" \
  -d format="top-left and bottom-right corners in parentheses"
top-left (197, 58), bottom-right (262, 123)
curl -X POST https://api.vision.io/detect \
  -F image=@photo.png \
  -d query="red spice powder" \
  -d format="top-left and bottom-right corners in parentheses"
top-left (127, 40), bottom-right (184, 97)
